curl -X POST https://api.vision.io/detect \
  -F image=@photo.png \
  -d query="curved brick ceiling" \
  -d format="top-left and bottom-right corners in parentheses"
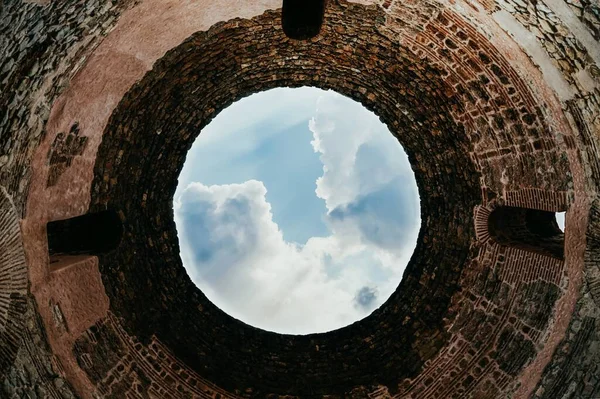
top-left (1, 0), bottom-right (599, 398)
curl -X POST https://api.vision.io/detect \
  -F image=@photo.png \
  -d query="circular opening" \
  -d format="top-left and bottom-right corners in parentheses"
top-left (89, 7), bottom-right (486, 390)
top-left (174, 87), bottom-right (420, 334)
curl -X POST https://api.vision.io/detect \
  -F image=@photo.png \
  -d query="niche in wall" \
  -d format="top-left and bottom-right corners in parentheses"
top-left (47, 210), bottom-right (122, 257)
top-left (488, 206), bottom-right (564, 259)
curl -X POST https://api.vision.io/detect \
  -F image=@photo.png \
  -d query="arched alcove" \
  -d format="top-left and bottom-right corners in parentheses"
top-left (282, 0), bottom-right (326, 39)
top-left (47, 210), bottom-right (123, 256)
top-left (488, 206), bottom-right (565, 259)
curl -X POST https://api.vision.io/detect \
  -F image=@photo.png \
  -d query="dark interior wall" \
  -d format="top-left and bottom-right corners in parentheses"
top-left (88, 4), bottom-right (481, 395)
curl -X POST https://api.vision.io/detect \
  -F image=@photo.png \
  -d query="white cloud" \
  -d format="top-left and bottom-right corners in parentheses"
top-left (310, 92), bottom-right (418, 210)
top-left (310, 91), bottom-right (420, 258)
top-left (175, 181), bottom-right (388, 334)
top-left (174, 88), bottom-right (421, 334)
top-left (176, 87), bottom-right (324, 198)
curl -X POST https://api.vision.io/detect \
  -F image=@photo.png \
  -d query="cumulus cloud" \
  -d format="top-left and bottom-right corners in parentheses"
top-left (175, 180), bottom-right (392, 334)
top-left (354, 286), bottom-right (378, 310)
top-left (310, 92), bottom-right (420, 258)
top-left (174, 88), bottom-right (420, 334)
top-left (328, 178), bottom-right (419, 255)
top-left (176, 87), bottom-right (327, 198)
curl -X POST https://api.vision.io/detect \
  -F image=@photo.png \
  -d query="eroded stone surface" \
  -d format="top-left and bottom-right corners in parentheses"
top-left (1, 0), bottom-right (599, 397)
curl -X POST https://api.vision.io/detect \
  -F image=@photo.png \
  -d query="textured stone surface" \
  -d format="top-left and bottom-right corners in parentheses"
top-left (1, 293), bottom-right (78, 399)
top-left (1, 0), bottom-right (599, 397)
top-left (532, 200), bottom-right (600, 398)
top-left (0, 0), bottom-right (138, 214)
top-left (46, 123), bottom-right (88, 188)
top-left (0, 187), bottom-right (27, 377)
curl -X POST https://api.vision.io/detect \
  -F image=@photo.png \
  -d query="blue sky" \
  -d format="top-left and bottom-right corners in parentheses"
top-left (174, 87), bottom-right (421, 334)
top-left (176, 110), bottom-right (328, 243)
top-left (556, 212), bottom-right (565, 231)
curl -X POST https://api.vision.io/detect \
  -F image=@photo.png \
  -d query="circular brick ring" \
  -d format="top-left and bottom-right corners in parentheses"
top-left (84, 2), bottom-right (580, 396)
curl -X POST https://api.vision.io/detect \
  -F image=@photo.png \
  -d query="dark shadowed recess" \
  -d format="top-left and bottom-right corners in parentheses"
top-left (89, 3), bottom-right (482, 396)
top-left (282, 0), bottom-right (326, 40)
top-left (488, 206), bottom-right (564, 259)
top-left (47, 210), bottom-right (123, 256)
